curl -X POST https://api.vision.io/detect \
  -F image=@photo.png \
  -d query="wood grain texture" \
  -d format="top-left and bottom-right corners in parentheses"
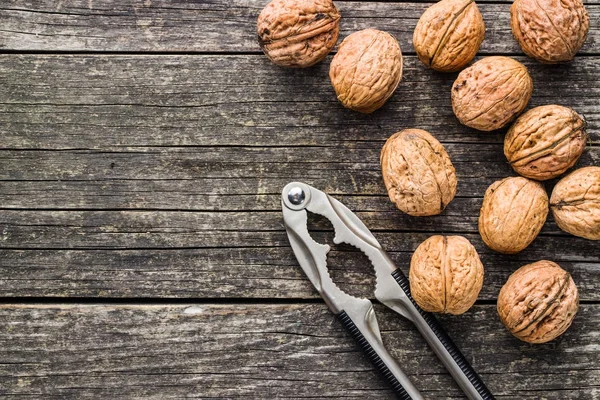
top-left (0, 0), bottom-right (598, 52)
top-left (0, 54), bottom-right (598, 300)
top-left (1, 208), bottom-right (598, 300)
top-left (1, 303), bottom-right (598, 399)
top-left (1, 55), bottom-right (599, 148)
top-left (1, 247), bottom-right (598, 301)
top-left (1, 0), bottom-right (599, 397)
top-left (0, 147), bottom-right (596, 196)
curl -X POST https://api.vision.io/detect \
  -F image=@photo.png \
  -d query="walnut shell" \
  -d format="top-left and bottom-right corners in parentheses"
top-left (257, 0), bottom-right (340, 68)
top-left (550, 166), bottom-right (600, 240)
top-left (410, 235), bottom-right (484, 315)
top-left (381, 129), bottom-right (457, 216)
top-left (504, 105), bottom-right (588, 181)
top-left (511, 0), bottom-right (589, 64)
top-left (497, 260), bottom-right (578, 343)
top-left (330, 29), bottom-right (403, 113)
top-left (451, 56), bottom-right (533, 131)
top-left (413, 0), bottom-right (485, 72)
top-left (478, 177), bottom-right (548, 254)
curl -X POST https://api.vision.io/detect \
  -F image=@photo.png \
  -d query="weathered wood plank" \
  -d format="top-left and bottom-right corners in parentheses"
top-left (0, 148), bottom-right (597, 200)
top-left (1, 55), bottom-right (598, 148)
top-left (0, 144), bottom-right (531, 180)
top-left (0, 304), bottom-right (598, 399)
top-left (0, 247), bottom-right (598, 300)
top-left (0, 210), bottom-right (598, 300)
top-left (2, 208), bottom-right (600, 246)
top-left (2, 147), bottom-right (596, 195)
top-left (0, 0), bottom-right (598, 52)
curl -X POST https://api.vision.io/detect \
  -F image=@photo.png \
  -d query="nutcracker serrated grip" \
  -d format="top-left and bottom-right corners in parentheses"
top-left (391, 269), bottom-right (495, 400)
top-left (337, 311), bottom-right (422, 400)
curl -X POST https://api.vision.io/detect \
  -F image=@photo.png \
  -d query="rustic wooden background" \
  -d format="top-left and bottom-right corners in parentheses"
top-left (0, 0), bottom-right (599, 398)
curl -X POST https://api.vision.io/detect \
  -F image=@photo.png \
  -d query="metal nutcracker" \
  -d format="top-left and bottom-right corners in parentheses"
top-left (282, 182), bottom-right (494, 400)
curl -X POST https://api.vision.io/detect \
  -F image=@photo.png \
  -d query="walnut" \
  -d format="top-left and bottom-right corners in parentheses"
top-left (413, 0), bottom-right (485, 72)
top-left (497, 260), bottom-right (578, 343)
top-left (410, 235), bottom-right (484, 315)
top-left (511, 0), bottom-right (589, 64)
top-left (380, 129), bottom-right (457, 216)
top-left (329, 29), bottom-right (402, 113)
top-left (478, 177), bottom-right (548, 254)
top-left (550, 166), bottom-right (600, 240)
top-left (257, 0), bottom-right (340, 68)
top-left (504, 105), bottom-right (588, 181)
top-left (451, 56), bottom-right (533, 131)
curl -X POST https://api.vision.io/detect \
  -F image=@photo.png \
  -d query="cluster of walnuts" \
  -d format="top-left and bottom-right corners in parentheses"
top-left (257, 0), bottom-right (595, 343)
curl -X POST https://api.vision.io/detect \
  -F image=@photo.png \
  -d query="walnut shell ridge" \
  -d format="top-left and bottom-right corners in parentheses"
top-left (330, 29), bottom-right (403, 113)
top-left (452, 56), bottom-right (533, 131)
top-left (497, 260), bottom-right (578, 343)
top-left (381, 129), bottom-right (457, 216)
top-left (504, 105), bottom-right (588, 181)
top-left (257, 0), bottom-right (340, 68)
top-left (511, 0), bottom-right (589, 64)
top-left (478, 177), bottom-right (548, 254)
top-left (550, 166), bottom-right (600, 240)
top-left (410, 235), bottom-right (484, 315)
top-left (413, 0), bottom-right (485, 72)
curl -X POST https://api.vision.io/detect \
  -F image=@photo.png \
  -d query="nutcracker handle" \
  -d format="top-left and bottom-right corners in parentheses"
top-left (392, 269), bottom-right (495, 400)
top-left (337, 310), bottom-right (423, 400)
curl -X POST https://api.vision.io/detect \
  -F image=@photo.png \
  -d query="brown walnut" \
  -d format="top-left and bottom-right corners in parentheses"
top-left (504, 105), bottom-right (588, 181)
top-left (380, 129), bottom-right (457, 216)
top-left (410, 235), bottom-right (484, 315)
top-left (511, 0), bottom-right (589, 64)
top-left (413, 0), bottom-right (485, 72)
top-left (478, 177), bottom-right (548, 254)
top-left (550, 166), bottom-right (600, 240)
top-left (497, 260), bottom-right (578, 344)
top-left (330, 29), bottom-right (402, 113)
top-left (451, 56), bottom-right (533, 131)
top-left (257, 0), bottom-right (340, 68)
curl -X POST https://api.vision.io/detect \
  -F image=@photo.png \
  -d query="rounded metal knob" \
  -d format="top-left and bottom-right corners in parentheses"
top-left (287, 186), bottom-right (306, 205)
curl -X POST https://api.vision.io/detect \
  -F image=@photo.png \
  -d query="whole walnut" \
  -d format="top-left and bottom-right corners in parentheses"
top-left (452, 56), bottom-right (533, 131)
top-left (330, 29), bottom-right (402, 113)
top-left (257, 0), bottom-right (340, 68)
top-left (413, 0), bottom-right (485, 72)
top-left (479, 177), bottom-right (548, 254)
top-left (410, 235), bottom-right (484, 315)
top-left (511, 0), bottom-right (589, 64)
top-left (381, 129), bottom-right (457, 216)
top-left (497, 260), bottom-right (578, 343)
top-left (550, 166), bottom-right (600, 240)
top-left (504, 105), bottom-right (588, 180)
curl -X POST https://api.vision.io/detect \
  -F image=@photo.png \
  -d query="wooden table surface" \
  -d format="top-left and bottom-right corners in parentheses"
top-left (1, 0), bottom-right (599, 398)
